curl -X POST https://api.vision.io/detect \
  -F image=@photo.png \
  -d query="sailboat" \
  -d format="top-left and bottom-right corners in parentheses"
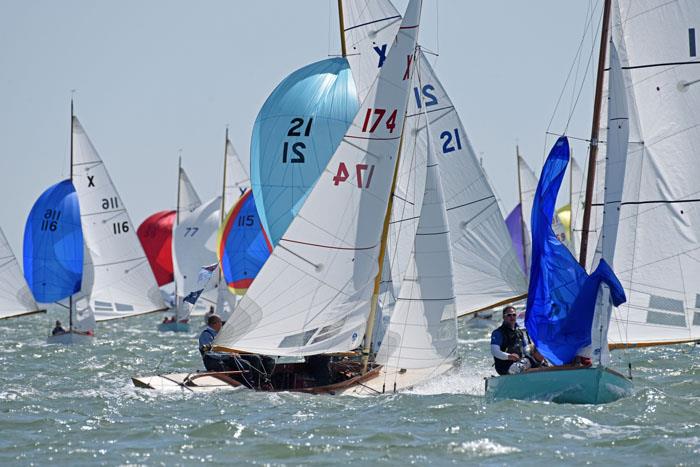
top-left (24, 103), bottom-right (166, 343)
top-left (486, 0), bottom-right (639, 403)
top-left (137, 163), bottom-right (202, 291)
top-left (132, 0), bottom-right (428, 392)
top-left (0, 226), bottom-right (44, 320)
top-left (593, 0), bottom-right (700, 350)
top-left (168, 131), bottom-right (249, 326)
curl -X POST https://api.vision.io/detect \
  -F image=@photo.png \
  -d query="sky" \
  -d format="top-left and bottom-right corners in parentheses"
top-left (0, 0), bottom-right (602, 257)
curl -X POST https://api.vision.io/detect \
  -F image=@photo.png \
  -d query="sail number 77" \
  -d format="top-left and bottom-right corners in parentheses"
top-left (332, 162), bottom-right (375, 188)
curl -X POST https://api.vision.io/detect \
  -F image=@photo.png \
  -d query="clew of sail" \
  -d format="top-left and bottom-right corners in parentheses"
top-left (71, 117), bottom-right (164, 320)
top-left (341, 0), bottom-right (402, 104)
top-left (600, 0), bottom-right (700, 347)
top-left (214, 0), bottom-right (423, 357)
top-left (377, 125), bottom-right (457, 371)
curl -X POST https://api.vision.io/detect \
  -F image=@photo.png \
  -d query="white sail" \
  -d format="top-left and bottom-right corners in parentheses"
top-left (172, 196), bottom-right (221, 301)
top-left (412, 51), bottom-right (527, 315)
top-left (377, 129), bottom-right (457, 371)
top-left (517, 154), bottom-right (537, 275)
top-left (214, 0), bottom-right (423, 356)
top-left (224, 138), bottom-right (249, 212)
top-left (570, 157), bottom-right (586, 254)
top-left (342, 0), bottom-right (402, 104)
top-left (178, 166), bottom-right (201, 216)
top-left (589, 41), bottom-right (630, 364)
top-left (71, 117), bottom-right (165, 321)
top-left (0, 226), bottom-right (41, 319)
top-left (601, 0), bottom-right (700, 347)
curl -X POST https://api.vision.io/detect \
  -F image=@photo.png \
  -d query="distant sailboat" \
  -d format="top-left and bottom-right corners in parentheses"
top-left (24, 103), bottom-right (166, 343)
top-left (0, 226), bottom-right (43, 320)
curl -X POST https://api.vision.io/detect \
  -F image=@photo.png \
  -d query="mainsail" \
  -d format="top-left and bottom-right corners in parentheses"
top-left (223, 138), bottom-right (249, 211)
top-left (599, 0), bottom-right (700, 347)
top-left (214, 0), bottom-right (423, 356)
top-left (178, 166), bottom-right (201, 216)
top-left (341, 0), bottom-right (402, 104)
top-left (0, 226), bottom-right (41, 319)
top-left (71, 117), bottom-right (164, 320)
top-left (403, 50), bottom-right (527, 316)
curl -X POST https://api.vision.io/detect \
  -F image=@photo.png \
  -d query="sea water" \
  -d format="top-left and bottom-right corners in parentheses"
top-left (1, 312), bottom-right (698, 465)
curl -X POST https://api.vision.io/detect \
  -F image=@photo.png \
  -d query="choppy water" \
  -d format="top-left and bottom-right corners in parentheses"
top-left (1, 312), bottom-right (699, 466)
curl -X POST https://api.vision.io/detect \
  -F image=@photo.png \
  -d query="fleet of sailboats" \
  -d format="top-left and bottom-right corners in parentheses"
top-left (2, 0), bottom-right (696, 405)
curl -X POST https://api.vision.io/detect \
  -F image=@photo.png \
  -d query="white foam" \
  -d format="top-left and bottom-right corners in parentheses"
top-left (450, 438), bottom-right (520, 456)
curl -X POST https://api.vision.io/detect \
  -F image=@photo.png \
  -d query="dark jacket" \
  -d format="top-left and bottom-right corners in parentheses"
top-left (491, 323), bottom-right (526, 375)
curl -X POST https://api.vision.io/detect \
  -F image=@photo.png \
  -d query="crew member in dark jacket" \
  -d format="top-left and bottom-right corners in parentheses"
top-left (199, 314), bottom-right (224, 371)
top-left (490, 306), bottom-right (528, 375)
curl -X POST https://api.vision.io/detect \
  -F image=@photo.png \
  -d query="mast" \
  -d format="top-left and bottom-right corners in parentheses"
top-left (217, 128), bottom-right (229, 305)
top-left (515, 145), bottom-right (528, 274)
top-left (360, 118), bottom-right (407, 373)
top-left (174, 154), bottom-right (182, 303)
top-left (337, 0), bottom-right (347, 57)
top-left (69, 99), bottom-right (74, 331)
top-left (578, 0), bottom-right (612, 267)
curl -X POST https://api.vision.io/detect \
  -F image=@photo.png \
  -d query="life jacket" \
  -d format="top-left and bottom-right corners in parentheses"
top-left (493, 323), bottom-right (525, 375)
top-left (199, 328), bottom-right (217, 356)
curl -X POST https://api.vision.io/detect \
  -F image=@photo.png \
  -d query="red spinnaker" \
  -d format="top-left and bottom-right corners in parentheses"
top-left (137, 210), bottom-right (175, 286)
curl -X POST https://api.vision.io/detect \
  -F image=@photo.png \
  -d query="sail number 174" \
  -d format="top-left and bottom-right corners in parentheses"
top-left (332, 162), bottom-right (375, 188)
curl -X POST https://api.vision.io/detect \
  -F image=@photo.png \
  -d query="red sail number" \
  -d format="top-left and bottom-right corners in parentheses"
top-left (361, 108), bottom-right (398, 134)
top-left (333, 162), bottom-right (375, 188)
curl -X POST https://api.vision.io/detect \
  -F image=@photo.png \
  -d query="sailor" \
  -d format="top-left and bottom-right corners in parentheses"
top-left (490, 306), bottom-right (528, 375)
top-left (199, 314), bottom-right (223, 371)
top-left (52, 320), bottom-right (66, 336)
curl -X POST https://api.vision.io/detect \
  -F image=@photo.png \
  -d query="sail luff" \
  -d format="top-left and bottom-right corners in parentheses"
top-left (579, 0), bottom-right (613, 267)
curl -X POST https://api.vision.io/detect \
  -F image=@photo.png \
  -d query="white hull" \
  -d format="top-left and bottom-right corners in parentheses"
top-left (132, 372), bottom-right (243, 393)
top-left (46, 331), bottom-right (94, 345)
top-left (337, 362), bottom-right (456, 396)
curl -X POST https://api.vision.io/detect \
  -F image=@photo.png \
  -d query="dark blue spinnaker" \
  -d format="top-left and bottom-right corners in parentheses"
top-left (525, 137), bottom-right (626, 365)
top-left (23, 179), bottom-right (84, 303)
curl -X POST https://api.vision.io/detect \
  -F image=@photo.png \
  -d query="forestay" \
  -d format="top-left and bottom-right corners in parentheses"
top-left (377, 130), bottom-right (457, 371)
top-left (341, 0), bottom-right (402, 104)
top-left (214, 0), bottom-right (423, 357)
top-left (602, 0), bottom-right (700, 347)
top-left (71, 117), bottom-right (164, 320)
top-left (411, 50), bottom-right (527, 315)
top-left (0, 226), bottom-right (41, 319)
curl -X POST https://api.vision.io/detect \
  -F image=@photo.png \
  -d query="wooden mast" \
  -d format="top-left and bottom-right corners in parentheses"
top-left (361, 123), bottom-right (407, 373)
top-left (174, 154), bottom-right (182, 305)
top-left (69, 99), bottom-right (74, 331)
top-left (217, 128), bottom-right (230, 310)
top-left (578, 0), bottom-right (612, 267)
top-left (515, 145), bottom-right (528, 274)
top-left (337, 0), bottom-right (347, 57)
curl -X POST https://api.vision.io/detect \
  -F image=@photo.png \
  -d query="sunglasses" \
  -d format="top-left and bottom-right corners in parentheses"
top-left (506, 313), bottom-right (517, 317)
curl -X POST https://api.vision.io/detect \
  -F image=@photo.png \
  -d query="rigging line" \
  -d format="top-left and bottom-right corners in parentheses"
top-left (280, 237), bottom-right (377, 251)
top-left (592, 198), bottom-right (700, 207)
top-left (405, 105), bottom-right (454, 119)
top-left (545, 0), bottom-right (601, 135)
top-left (445, 195), bottom-right (495, 212)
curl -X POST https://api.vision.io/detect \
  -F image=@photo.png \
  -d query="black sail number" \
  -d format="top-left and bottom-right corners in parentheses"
top-left (282, 117), bottom-right (312, 163)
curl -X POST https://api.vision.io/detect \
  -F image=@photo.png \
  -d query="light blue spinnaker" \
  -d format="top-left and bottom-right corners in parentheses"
top-left (251, 57), bottom-right (359, 245)
top-left (23, 179), bottom-right (84, 303)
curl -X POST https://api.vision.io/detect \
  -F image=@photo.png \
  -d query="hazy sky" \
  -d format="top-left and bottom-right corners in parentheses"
top-left (0, 0), bottom-right (601, 256)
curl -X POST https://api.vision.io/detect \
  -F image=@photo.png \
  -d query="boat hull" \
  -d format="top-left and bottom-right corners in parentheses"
top-left (46, 331), bottom-right (94, 345)
top-left (485, 366), bottom-right (632, 404)
top-left (157, 321), bottom-right (190, 332)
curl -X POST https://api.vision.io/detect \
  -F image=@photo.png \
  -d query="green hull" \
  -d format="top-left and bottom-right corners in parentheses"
top-left (485, 366), bottom-right (633, 404)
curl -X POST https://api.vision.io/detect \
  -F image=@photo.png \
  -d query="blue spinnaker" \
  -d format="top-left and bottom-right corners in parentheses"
top-left (525, 137), bottom-right (626, 365)
top-left (218, 190), bottom-right (272, 295)
top-left (23, 179), bottom-right (84, 303)
top-left (251, 57), bottom-right (359, 245)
